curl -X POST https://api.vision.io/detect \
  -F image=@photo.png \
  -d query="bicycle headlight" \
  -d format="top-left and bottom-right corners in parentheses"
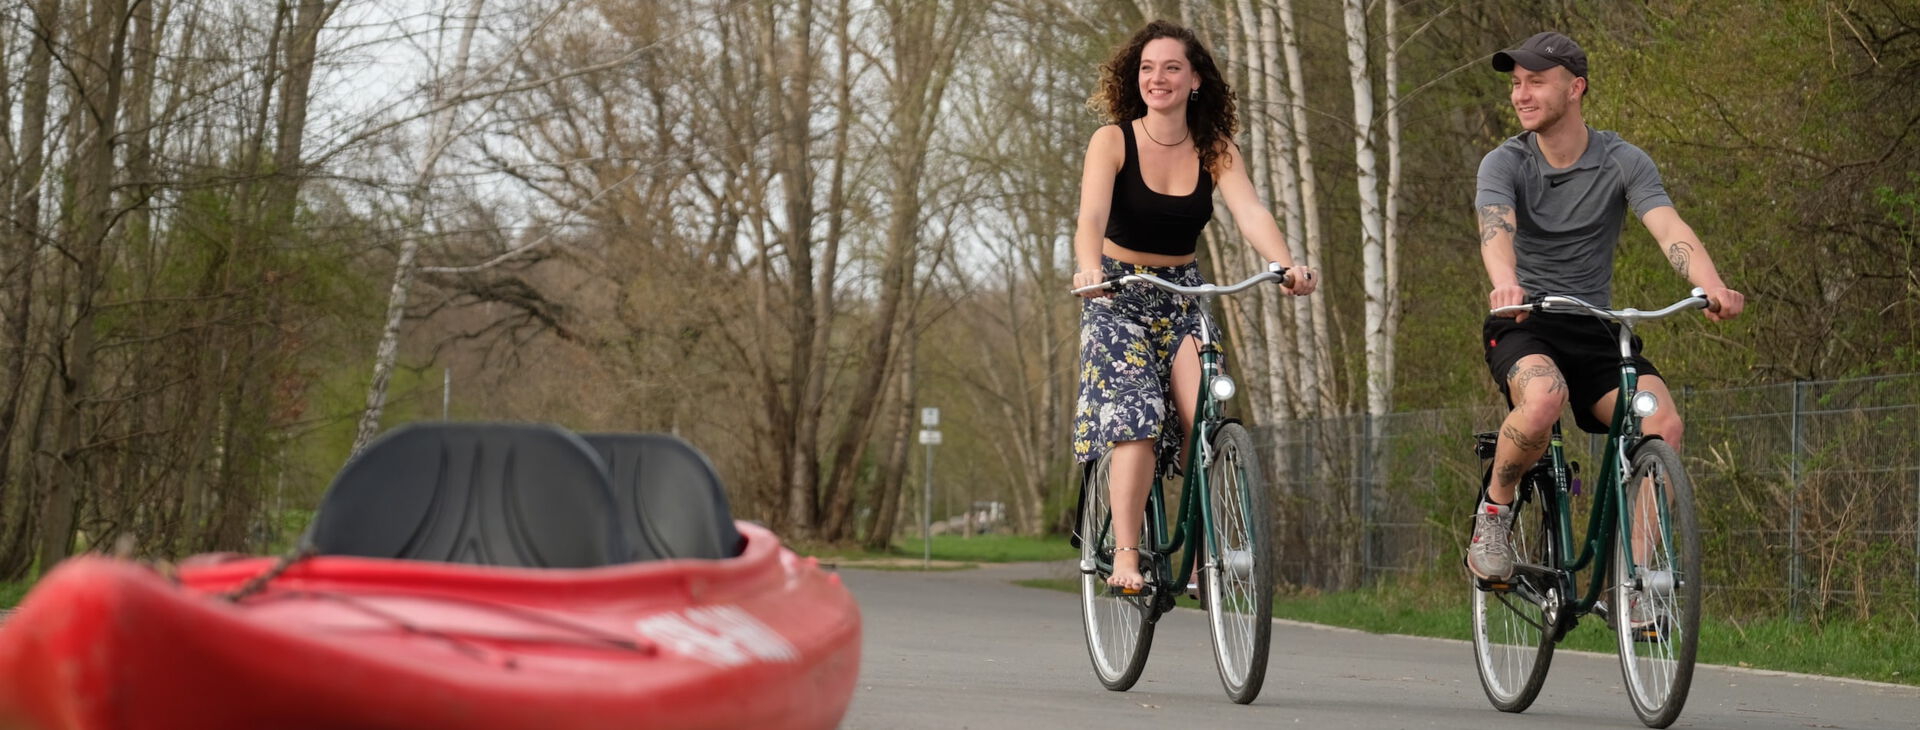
top-left (1209, 375), bottom-right (1236, 401)
top-left (1631, 390), bottom-right (1659, 418)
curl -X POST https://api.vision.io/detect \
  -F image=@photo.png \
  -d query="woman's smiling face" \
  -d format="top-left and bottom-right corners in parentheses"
top-left (1138, 37), bottom-right (1197, 112)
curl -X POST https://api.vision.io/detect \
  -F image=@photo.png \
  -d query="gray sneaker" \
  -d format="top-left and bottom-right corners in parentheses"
top-left (1467, 501), bottom-right (1517, 581)
top-left (1626, 588), bottom-right (1657, 629)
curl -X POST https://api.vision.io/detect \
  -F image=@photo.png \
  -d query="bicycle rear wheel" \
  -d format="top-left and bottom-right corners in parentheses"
top-left (1077, 452), bottom-right (1155, 691)
top-left (1202, 422), bottom-right (1272, 704)
top-left (1469, 472), bottom-right (1559, 713)
top-left (1612, 438), bottom-right (1701, 728)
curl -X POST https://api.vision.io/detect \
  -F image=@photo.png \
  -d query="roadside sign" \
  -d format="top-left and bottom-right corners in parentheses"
top-left (918, 429), bottom-right (942, 445)
top-left (921, 407), bottom-right (940, 427)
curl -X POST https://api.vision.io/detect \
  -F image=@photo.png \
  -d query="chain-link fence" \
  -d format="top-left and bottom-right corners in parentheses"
top-left (1255, 373), bottom-right (1920, 622)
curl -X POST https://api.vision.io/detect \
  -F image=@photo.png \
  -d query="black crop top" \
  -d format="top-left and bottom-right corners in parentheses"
top-left (1103, 120), bottom-right (1214, 257)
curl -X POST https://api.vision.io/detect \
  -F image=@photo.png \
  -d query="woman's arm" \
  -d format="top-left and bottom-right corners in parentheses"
top-left (1071, 125), bottom-right (1125, 296)
top-left (1215, 141), bottom-right (1315, 294)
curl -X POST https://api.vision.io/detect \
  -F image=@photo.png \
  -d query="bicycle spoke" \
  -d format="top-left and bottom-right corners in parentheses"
top-left (1494, 591), bottom-right (1550, 634)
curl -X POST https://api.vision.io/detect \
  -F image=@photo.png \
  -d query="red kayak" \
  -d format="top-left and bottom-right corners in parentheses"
top-left (0, 424), bottom-right (861, 730)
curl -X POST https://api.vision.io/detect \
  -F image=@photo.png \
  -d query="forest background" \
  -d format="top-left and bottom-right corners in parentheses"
top-left (0, 0), bottom-right (1912, 601)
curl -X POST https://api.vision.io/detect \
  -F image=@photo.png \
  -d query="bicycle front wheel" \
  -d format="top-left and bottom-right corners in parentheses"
top-left (1469, 473), bottom-right (1559, 713)
top-left (1202, 422), bottom-right (1273, 704)
top-left (1077, 452), bottom-right (1155, 691)
top-left (1612, 438), bottom-right (1701, 728)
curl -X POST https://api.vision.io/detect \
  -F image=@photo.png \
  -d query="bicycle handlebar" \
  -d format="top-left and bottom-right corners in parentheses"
top-left (1490, 287), bottom-right (1716, 325)
top-left (1070, 268), bottom-right (1293, 298)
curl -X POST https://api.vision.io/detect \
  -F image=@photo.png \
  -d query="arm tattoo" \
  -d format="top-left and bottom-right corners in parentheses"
top-left (1667, 241), bottom-right (1694, 278)
top-left (1479, 204), bottom-right (1514, 246)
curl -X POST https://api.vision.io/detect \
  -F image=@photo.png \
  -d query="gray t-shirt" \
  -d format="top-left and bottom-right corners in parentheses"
top-left (1475, 127), bottom-right (1673, 307)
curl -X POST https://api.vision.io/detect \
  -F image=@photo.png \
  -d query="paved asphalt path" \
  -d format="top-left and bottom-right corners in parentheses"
top-left (839, 561), bottom-right (1920, 729)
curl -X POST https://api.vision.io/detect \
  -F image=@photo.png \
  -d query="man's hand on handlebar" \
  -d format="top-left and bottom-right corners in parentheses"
top-left (1489, 284), bottom-right (1529, 323)
top-left (1700, 285), bottom-right (1744, 322)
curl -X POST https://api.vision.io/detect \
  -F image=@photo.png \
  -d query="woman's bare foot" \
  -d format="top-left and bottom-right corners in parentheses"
top-left (1105, 548), bottom-right (1146, 592)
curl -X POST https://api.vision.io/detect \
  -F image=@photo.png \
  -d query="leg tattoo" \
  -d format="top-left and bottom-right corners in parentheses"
top-left (1494, 460), bottom-right (1527, 494)
top-left (1500, 422), bottom-right (1548, 453)
top-left (1510, 363), bottom-right (1566, 404)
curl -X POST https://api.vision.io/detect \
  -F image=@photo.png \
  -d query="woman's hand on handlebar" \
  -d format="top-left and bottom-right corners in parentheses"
top-left (1072, 269), bottom-right (1110, 298)
top-left (1280, 264), bottom-right (1318, 296)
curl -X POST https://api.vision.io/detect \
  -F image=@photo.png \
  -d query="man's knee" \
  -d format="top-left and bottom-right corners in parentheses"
top-left (1509, 383), bottom-right (1566, 434)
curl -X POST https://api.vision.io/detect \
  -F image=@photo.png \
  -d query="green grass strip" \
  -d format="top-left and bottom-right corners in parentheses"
top-left (793, 533), bottom-right (1078, 564)
top-left (1014, 577), bottom-right (1919, 686)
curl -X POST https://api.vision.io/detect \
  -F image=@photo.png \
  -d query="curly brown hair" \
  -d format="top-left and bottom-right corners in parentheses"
top-left (1089, 19), bottom-right (1238, 175)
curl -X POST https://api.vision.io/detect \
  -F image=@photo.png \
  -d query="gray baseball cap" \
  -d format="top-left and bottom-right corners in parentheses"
top-left (1492, 31), bottom-right (1588, 80)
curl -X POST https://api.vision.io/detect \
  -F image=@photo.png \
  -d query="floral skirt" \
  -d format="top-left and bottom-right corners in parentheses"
top-left (1071, 256), bottom-right (1220, 475)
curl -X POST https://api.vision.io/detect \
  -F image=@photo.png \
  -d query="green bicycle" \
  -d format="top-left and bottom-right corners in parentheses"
top-left (1471, 289), bottom-right (1713, 728)
top-left (1069, 269), bottom-right (1285, 704)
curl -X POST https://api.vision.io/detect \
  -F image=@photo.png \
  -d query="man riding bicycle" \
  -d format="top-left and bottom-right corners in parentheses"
top-left (1469, 31), bottom-right (1746, 607)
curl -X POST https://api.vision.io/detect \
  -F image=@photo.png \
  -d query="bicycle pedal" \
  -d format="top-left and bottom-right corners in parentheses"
top-left (1107, 583), bottom-right (1157, 598)
top-left (1472, 576), bottom-right (1513, 593)
top-left (1631, 617), bottom-right (1671, 643)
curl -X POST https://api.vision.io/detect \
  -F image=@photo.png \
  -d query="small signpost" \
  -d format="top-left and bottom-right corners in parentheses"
top-left (919, 408), bottom-right (940, 569)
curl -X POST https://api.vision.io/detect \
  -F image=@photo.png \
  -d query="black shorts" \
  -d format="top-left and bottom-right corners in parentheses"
top-left (1483, 313), bottom-right (1661, 434)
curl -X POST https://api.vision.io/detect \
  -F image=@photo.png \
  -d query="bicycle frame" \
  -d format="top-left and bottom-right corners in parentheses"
top-left (1141, 304), bottom-right (1228, 601)
top-left (1076, 269), bottom-right (1287, 605)
top-left (1540, 325), bottom-right (1642, 617)
top-left (1515, 292), bottom-right (1705, 623)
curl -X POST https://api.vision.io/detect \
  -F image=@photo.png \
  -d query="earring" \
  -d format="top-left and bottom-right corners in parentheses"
top-left (1189, 88), bottom-right (1200, 101)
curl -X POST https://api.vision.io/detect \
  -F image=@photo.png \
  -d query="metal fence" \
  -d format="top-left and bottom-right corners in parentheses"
top-left (1254, 373), bottom-right (1920, 622)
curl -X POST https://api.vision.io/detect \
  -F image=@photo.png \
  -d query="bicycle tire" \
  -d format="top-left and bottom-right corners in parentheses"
top-left (1612, 438), bottom-right (1701, 728)
top-left (1077, 452), bottom-right (1156, 691)
top-left (1202, 422), bottom-right (1273, 704)
top-left (1470, 469), bottom-right (1559, 713)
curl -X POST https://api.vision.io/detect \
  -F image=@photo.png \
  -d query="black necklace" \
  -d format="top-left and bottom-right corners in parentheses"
top-left (1139, 119), bottom-right (1189, 146)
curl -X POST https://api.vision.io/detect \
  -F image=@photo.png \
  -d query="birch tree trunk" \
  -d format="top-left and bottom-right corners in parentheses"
top-left (349, 0), bottom-right (486, 458)
top-left (1342, 0), bottom-right (1389, 418)
top-left (1383, 0), bottom-right (1403, 388)
top-left (1277, 0), bottom-right (1334, 414)
top-left (1260, 2), bottom-right (1308, 418)
top-left (1230, 0), bottom-right (1291, 425)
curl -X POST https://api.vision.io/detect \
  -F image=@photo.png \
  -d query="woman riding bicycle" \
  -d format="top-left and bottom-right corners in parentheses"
top-left (1070, 19), bottom-right (1317, 592)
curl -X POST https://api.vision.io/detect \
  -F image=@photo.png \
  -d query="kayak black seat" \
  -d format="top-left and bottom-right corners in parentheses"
top-left (582, 433), bottom-right (744, 561)
top-left (307, 423), bottom-right (627, 569)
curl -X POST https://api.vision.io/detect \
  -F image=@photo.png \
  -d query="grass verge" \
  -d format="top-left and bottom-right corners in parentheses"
top-left (792, 533), bottom-right (1077, 565)
top-left (1013, 577), bottom-right (1920, 686)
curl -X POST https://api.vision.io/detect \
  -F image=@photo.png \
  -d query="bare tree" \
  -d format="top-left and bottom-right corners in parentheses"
top-left (0, 0), bottom-right (61, 576)
top-left (815, 0), bottom-right (983, 542)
